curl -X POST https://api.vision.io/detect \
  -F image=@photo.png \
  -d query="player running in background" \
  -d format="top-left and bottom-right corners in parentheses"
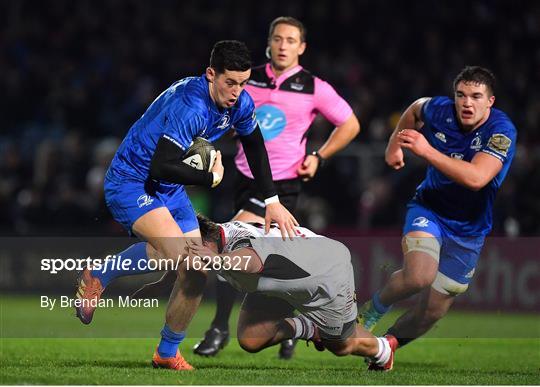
top-left (74, 40), bottom-right (297, 371)
top-left (195, 16), bottom-right (360, 359)
top-left (187, 214), bottom-right (398, 371)
top-left (358, 66), bottom-right (516, 366)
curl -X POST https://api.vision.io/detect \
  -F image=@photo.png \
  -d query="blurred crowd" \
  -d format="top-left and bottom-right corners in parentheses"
top-left (1, 0), bottom-right (539, 236)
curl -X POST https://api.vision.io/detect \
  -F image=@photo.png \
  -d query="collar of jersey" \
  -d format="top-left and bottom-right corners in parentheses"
top-left (217, 225), bottom-right (226, 253)
top-left (265, 63), bottom-right (303, 88)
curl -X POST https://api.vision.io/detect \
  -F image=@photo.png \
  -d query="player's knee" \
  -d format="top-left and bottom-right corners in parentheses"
top-left (330, 347), bottom-right (350, 357)
top-left (176, 261), bottom-right (207, 297)
top-left (238, 337), bottom-right (264, 353)
top-left (324, 340), bottom-right (351, 357)
top-left (403, 271), bottom-right (435, 292)
top-left (431, 272), bottom-right (469, 297)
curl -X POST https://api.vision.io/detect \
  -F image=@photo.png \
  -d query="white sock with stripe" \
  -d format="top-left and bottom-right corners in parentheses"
top-left (373, 337), bottom-right (391, 365)
top-left (288, 315), bottom-right (315, 340)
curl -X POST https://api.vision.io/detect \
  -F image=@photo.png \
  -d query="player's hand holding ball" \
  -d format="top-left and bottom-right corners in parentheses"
top-left (182, 137), bottom-right (224, 188)
top-left (210, 150), bottom-right (224, 188)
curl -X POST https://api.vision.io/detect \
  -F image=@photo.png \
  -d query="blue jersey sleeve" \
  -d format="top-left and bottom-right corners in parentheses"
top-left (480, 119), bottom-right (517, 164)
top-left (162, 106), bottom-right (206, 151)
top-left (233, 92), bottom-right (257, 136)
top-left (421, 96), bottom-right (450, 124)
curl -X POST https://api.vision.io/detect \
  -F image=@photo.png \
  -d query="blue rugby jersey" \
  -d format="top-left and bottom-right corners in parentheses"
top-left (106, 75), bottom-right (257, 184)
top-left (410, 96), bottom-right (517, 236)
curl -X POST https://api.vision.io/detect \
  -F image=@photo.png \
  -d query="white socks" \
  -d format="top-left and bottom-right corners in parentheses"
top-left (288, 315), bottom-right (315, 340)
top-left (373, 337), bottom-right (391, 365)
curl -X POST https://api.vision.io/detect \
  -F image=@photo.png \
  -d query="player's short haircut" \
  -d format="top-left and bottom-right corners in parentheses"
top-left (268, 16), bottom-right (306, 42)
top-left (196, 213), bottom-right (221, 244)
top-left (209, 40), bottom-right (251, 74)
top-left (453, 66), bottom-right (496, 96)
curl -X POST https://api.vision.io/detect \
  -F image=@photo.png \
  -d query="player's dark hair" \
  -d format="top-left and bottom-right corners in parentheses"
top-left (209, 40), bottom-right (251, 74)
top-left (268, 16), bottom-right (306, 42)
top-left (453, 66), bottom-right (496, 96)
top-left (196, 213), bottom-right (221, 244)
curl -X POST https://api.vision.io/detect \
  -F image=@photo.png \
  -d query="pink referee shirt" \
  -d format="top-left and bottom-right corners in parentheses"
top-left (235, 63), bottom-right (353, 180)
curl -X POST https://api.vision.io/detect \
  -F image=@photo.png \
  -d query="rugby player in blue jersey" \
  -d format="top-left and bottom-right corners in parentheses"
top-left (358, 66), bottom-right (517, 370)
top-left (74, 40), bottom-right (297, 371)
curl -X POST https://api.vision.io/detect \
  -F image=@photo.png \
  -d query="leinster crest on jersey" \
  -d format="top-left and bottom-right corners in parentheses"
top-left (217, 113), bottom-right (231, 130)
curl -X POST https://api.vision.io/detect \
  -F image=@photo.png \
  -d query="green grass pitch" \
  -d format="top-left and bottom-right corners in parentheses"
top-left (1, 295), bottom-right (538, 385)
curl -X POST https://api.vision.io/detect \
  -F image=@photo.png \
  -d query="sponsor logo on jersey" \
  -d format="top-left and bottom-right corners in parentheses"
top-left (487, 133), bottom-right (511, 157)
top-left (412, 216), bottom-right (430, 228)
top-left (290, 82), bottom-right (304, 91)
top-left (451, 153), bottom-right (464, 159)
top-left (325, 325), bottom-right (341, 331)
top-left (248, 80), bottom-right (268, 87)
top-left (137, 194), bottom-right (154, 208)
top-left (435, 132), bottom-right (447, 143)
top-left (470, 135), bottom-right (482, 150)
top-left (255, 105), bottom-right (287, 141)
top-left (446, 117), bottom-right (453, 124)
top-left (217, 113), bottom-right (231, 130)
top-left (162, 134), bottom-right (184, 150)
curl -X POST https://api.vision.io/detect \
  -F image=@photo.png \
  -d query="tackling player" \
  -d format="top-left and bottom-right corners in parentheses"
top-left (358, 66), bottom-right (517, 367)
top-left (188, 214), bottom-right (398, 371)
top-left (74, 40), bottom-right (297, 371)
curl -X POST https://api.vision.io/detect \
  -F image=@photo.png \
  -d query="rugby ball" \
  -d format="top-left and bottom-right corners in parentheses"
top-left (182, 137), bottom-right (216, 172)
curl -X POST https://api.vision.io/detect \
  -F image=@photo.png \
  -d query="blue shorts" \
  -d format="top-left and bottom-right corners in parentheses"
top-left (104, 176), bottom-right (198, 235)
top-left (403, 203), bottom-right (485, 285)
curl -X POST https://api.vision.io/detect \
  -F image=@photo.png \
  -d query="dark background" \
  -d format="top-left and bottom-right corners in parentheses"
top-left (1, 0), bottom-right (539, 237)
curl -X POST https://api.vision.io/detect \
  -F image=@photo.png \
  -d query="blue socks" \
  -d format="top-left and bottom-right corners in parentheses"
top-left (372, 292), bottom-right (391, 314)
top-left (158, 324), bottom-right (186, 358)
top-left (92, 242), bottom-right (152, 287)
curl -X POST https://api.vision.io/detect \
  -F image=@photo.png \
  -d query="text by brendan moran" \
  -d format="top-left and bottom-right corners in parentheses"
top-left (40, 296), bottom-right (159, 310)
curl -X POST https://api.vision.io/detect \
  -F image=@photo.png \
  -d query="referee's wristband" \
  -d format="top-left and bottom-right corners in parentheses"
top-left (312, 151), bottom-right (326, 167)
top-left (264, 195), bottom-right (280, 205)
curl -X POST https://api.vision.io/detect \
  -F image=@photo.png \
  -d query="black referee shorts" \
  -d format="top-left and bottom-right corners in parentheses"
top-left (233, 173), bottom-right (301, 218)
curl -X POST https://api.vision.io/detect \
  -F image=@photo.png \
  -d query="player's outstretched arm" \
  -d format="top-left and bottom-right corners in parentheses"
top-left (385, 97), bottom-right (430, 170)
top-left (397, 129), bottom-right (503, 191)
top-left (297, 114), bottom-right (360, 181)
